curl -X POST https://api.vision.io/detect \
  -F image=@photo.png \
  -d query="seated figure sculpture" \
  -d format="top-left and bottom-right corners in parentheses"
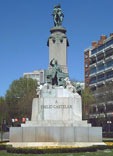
top-left (45, 58), bottom-right (68, 87)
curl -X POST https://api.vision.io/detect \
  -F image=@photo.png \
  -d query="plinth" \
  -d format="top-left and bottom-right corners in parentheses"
top-left (47, 27), bottom-right (69, 73)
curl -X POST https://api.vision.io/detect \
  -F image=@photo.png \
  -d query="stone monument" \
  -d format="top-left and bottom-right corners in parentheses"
top-left (47, 4), bottom-right (69, 73)
top-left (9, 5), bottom-right (103, 147)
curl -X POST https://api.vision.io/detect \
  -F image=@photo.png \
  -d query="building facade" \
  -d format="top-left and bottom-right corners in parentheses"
top-left (84, 33), bottom-right (113, 132)
top-left (23, 70), bottom-right (45, 84)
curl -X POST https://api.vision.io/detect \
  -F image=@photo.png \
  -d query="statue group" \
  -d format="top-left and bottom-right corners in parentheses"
top-left (46, 58), bottom-right (68, 87)
top-left (52, 4), bottom-right (64, 27)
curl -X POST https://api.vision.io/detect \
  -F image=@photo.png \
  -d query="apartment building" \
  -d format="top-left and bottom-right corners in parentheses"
top-left (84, 33), bottom-right (113, 131)
top-left (23, 70), bottom-right (45, 84)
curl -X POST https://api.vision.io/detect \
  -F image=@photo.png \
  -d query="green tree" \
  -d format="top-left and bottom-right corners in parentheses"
top-left (81, 87), bottom-right (95, 120)
top-left (5, 77), bottom-right (37, 121)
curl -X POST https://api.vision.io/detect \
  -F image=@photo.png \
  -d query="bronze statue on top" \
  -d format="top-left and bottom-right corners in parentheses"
top-left (52, 4), bottom-right (64, 27)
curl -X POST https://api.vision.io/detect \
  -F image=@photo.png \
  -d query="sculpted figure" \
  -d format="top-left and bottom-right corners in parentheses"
top-left (50, 58), bottom-right (62, 85)
top-left (52, 4), bottom-right (64, 27)
top-left (45, 58), bottom-right (68, 87)
top-left (64, 77), bottom-right (76, 93)
top-left (36, 81), bottom-right (42, 97)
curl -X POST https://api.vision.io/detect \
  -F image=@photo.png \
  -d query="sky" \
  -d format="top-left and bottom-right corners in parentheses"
top-left (0, 0), bottom-right (113, 96)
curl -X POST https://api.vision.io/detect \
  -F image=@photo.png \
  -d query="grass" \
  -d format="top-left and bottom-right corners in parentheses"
top-left (0, 149), bottom-right (113, 156)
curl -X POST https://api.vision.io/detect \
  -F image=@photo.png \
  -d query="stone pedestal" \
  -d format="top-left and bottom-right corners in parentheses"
top-left (10, 86), bottom-right (102, 143)
top-left (31, 86), bottom-right (82, 122)
top-left (47, 27), bottom-right (69, 73)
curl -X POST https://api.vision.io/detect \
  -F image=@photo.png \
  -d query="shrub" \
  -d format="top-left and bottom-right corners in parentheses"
top-left (0, 144), bottom-right (7, 150)
top-left (5, 144), bottom-right (113, 154)
top-left (5, 145), bottom-right (105, 154)
top-left (103, 132), bottom-right (113, 138)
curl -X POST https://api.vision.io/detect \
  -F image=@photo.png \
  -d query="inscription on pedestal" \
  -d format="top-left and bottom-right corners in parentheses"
top-left (41, 105), bottom-right (72, 109)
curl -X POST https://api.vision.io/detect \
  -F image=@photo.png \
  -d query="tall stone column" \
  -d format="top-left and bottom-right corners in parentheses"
top-left (47, 26), bottom-right (69, 73)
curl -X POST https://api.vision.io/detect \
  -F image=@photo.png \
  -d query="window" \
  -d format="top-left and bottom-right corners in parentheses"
top-left (106, 60), bottom-right (113, 68)
top-left (91, 48), bottom-right (97, 55)
top-left (92, 106), bottom-right (97, 113)
top-left (106, 39), bottom-right (113, 47)
top-left (97, 64), bottom-right (104, 71)
top-left (97, 54), bottom-right (104, 61)
top-left (86, 81), bottom-right (89, 85)
top-left (106, 104), bottom-right (113, 112)
top-left (106, 70), bottom-right (113, 79)
top-left (105, 49), bottom-right (113, 58)
top-left (90, 67), bottom-right (96, 74)
top-left (40, 72), bottom-right (44, 84)
top-left (98, 106), bottom-right (105, 113)
top-left (85, 62), bottom-right (88, 67)
top-left (85, 53), bottom-right (88, 58)
top-left (90, 57), bottom-right (96, 65)
top-left (90, 77), bottom-right (96, 84)
top-left (85, 71), bottom-right (88, 77)
top-left (97, 74), bottom-right (105, 82)
top-left (98, 44), bottom-right (104, 51)
top-left (91, 87), bottom-right (96, 91)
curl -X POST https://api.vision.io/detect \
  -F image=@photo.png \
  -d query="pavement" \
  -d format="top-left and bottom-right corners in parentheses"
top-left (0, 132), bottom-right (9, 142)
top-left (7, 142), bottom-right (106, 147)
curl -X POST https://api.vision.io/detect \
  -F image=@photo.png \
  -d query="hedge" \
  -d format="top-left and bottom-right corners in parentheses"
top-left (6, 145), bottom-right (113, 154)
top-left (103, 132), bottom-right (113, 138)
top-left (0, 144), bottom-right (7, 150)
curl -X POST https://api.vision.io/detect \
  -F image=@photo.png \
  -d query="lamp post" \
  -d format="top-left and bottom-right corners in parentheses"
top-left (107, 115), bottom-right (112, 132)
top-left (107, 120), bottom-right (112, 132)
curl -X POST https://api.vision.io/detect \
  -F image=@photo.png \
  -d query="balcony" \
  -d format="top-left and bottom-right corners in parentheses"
top-left (96, 70), bottom-right (105, 75)
top-left (106, 77), bottom-right (113, 82)
top-left (96, 49), bottom-right (104, 56)
top-left (89, 113), bottom-right (98, 119)
top-left (89, 63), bottom-right (96, 69)
top-left (96, 60), bottom-right (105, 65)
top-left (105, 55), bottom-right (113, 61)
top-left (107, 112), bottom-right (113, 117)
top-left (99, 113), bottom-right (106, 118)
top-left (105, 67), bottom-right (113, 72)
top-left (89, 72), bottom-right (96, 77)
top-left (104, 44), bottom-right (113, 52)
top-left (97, 80), bottom-right (105, 86)
top-left (89, 83), bottom-right (97, 87)
top-left (97, 102), bottom-right (105, 106)
top-left (107, 101), bottom-right (113, 105)
top-left (90, 54), bottom-right (96, 58)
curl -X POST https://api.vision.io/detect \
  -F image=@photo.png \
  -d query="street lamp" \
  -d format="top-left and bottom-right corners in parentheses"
top-left (107, 120), bottom-right (112, 132)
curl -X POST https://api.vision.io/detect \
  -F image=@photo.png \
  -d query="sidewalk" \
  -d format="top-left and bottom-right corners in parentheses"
top-left (0, 132), bottom-right (9, 142)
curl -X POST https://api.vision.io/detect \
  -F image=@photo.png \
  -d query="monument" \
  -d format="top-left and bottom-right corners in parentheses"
top-left (47, 4), bottom-right (69, 73)
top-left (9, 5), bottom-right (103, 147)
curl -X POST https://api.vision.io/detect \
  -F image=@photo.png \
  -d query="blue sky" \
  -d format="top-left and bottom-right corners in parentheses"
top-left (0, 0), bottom-right (113, 96)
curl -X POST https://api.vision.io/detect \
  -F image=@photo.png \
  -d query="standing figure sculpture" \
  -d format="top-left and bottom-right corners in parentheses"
top-left (50, 58), bottom-right (62, 85)
top-left (52, 4), bottom-right (64, 27)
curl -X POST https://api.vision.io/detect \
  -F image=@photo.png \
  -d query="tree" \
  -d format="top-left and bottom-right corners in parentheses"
top-left (81, 87), bottom-right (95, 120)
top-left (5, 77), bottom-right (37, 121)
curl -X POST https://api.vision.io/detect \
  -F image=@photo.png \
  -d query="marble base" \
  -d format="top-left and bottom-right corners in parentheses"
top-left (9, 86), bottom-right (102, 144)
top-left (31, 87), bottom-right (82, 122)
top-left (21, 120), bottom-right (91, 127)
top-left (10, 126), bottom-right (102, 142)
